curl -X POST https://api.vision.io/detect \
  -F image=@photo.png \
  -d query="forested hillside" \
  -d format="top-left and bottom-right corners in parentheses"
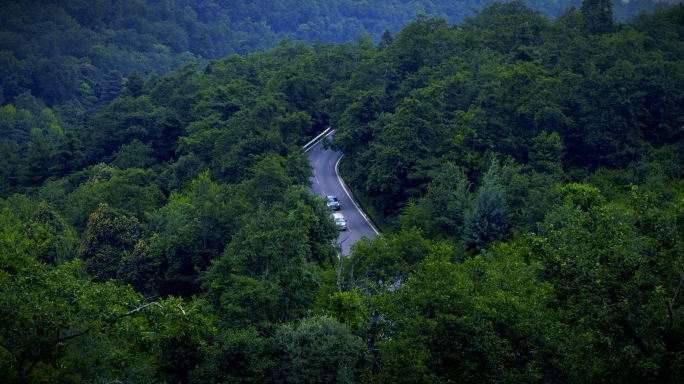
top-left (2, 0), bottom-right (684, 383)
top-left (0, 0), bottom-right (666, 111)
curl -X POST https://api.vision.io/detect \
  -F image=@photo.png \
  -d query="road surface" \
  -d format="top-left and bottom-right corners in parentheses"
top-left (304, 130), bottom-right (378, 255)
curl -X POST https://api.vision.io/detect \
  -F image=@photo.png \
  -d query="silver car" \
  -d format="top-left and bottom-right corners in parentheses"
top-left (326, 195), bottom-right (340, 210)
top-left (332, 212), bottom-right (347, 230)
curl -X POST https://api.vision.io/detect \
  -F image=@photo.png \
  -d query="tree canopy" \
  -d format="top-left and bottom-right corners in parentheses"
top-left (2, 1), bottom-right (684, 382)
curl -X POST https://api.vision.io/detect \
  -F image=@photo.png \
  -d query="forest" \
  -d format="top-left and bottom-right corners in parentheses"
top-left (1, 0), bottom-right (684, 383)
top-left (0, 0), bottom-right (666, 110)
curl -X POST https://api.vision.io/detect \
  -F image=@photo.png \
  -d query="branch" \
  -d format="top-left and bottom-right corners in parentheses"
top-left (59, 329), bottom-right (90, 343)
top-left (669, 264), bottom-right (684, 312)
top-left (23, 357), bottom-right (41, 381)
top-left (668, 264), bottom-right (684, 330)
top-left (0, 340), bottom-right (15, 358)
top-left (125, 301), bottom-right (165, 316)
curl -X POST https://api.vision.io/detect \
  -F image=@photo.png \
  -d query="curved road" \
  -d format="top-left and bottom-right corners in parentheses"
top-left (305, 130), bottom-right (378, 255)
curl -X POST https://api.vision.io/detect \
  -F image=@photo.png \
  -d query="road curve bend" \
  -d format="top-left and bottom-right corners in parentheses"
top-left (305, 130), bottom-right (378, 255)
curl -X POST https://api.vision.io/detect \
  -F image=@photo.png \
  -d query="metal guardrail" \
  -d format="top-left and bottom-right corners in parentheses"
top-left (302, 127), bottom-right (332, 152)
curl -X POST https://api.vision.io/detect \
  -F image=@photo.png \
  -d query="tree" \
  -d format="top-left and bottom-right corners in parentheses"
top-left (386, 16), bottom-right (457, 77)
top-left (123, 70), bottom-right (146, 98)
top-left (239, 154), bottom-right (294, 204)
top-left (49, 132), bottom-right (85, 178)
top-left (21, 201), bottom-right (77, 265)
top-left (463, 157), bottom-right (511, 250)
top-left (84, 95), bottom-right (156, 162)
top-left (343, 229), bottom-right (433, 295)
top-left (79, 203), bottom-right (143, 282)
top-left (32, 55), bottom-right (80, 105)
top-left (267, 316), bottom-right (366, 383)
top-left (205, 200), bottom-right (326, 326)
top-left (332, 88), bottom-right (384, 155)
top-left (100, 69), bottom-right (123, 103)
top-left (0, 256), bottom-right (129, 382)
top-left (110, 139), bottom-right (155, 169)
top-left (64, 164), bottom-right (165, 230)
top-left (189, 327), bottom-right (270, 384)
top-left (460, 1), bottom-right (549, 55)
top-left (531, 184), bottom-right (684, 381)
top-left (581, 0), bottom-right (614, 35)
top-left (148, 171), bottom-right (239, 297)
top-left (361, 92), bottom-right (449, 215)
top-left (0, 203), bottom-right (206, 383)
top-left (373, 245), bottom-right (557, 383)
top-left (530, 130), bottom-right (564, 174)
top-left (378, 29), bottom-right (394, 49)
top-left (273, 110), bottom-right (312, 144)
top-left (19, 127), bottom-right (57, 186)
top-left (418, 162), bottom-right (472, 237)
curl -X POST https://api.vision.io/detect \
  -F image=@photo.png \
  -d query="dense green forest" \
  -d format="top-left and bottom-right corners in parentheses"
top-left (2, 0), bottom-right (684, 382)
top-left (0, 0), bottom-right (666, 111)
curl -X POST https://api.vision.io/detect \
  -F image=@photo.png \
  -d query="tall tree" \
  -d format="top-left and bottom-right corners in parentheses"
top-left (266, 316), bottom-right (366, 383)
top-left (123, 70), bottom-right (146, 98)
top-left (148, 171), bottom-right (238, 297)
top-left (79, 203), bottom-right (143, 282)
top-left (581, 0), bottom-right (614, 35)
top-left (463, 157), bottom-right (511, 250)
top-left (418, 162), bottom-right (472, 237)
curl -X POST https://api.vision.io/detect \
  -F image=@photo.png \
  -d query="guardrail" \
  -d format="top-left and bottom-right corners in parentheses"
top-left (302, 127), bottom-right (333, 152)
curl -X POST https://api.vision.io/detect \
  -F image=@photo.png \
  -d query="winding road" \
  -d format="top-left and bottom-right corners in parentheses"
top-left (304, 129), bottom-right (379, 255)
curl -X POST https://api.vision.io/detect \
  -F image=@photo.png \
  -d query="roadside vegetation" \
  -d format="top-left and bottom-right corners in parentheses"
top-left (1, 1), bottom-right (684, 382)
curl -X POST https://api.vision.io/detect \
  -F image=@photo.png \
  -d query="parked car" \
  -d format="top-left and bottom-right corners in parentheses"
top-left (332, 212), bottom-right (347, 230)
top-left (326, 195), bottom-right (340, 210)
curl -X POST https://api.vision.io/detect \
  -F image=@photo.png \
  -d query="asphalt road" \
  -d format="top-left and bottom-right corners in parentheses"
top-left (305, 130), bottom-right (379, 255)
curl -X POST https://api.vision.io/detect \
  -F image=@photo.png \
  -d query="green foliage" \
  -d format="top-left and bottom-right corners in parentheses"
top-left (326, 289), bottom-right (370, 335)
top-left (83, 95), bottom-right (182, 164)
top-left (463, 157), bottom-right (511, 249)
top-left (0, 2), bottom-right (683, 382)
top-left (409, 162), bottom-right (472, 238)
top-left (373, 246), bottom-right (557, 383)
top-left (346, 230), bottom-right (433, 292)
top-left (332, 1), bottom-right (684, 239)
top-left (0, 105), bottom-right (86, 194)
top-left (189, 327), bottom-right (270, 384)
top-left (79, 203), bottom-right (144, 282)
top-left (21, 201), bottom-right (78, 265)
top-left (461, 0), bottom-right (551, 56)
top-left (530, 130), bottom-right (564, 174)
top-left (0, 198), bottom-right (77, 267)
top-left (267, 315), bottom-right (366, 383)
top-left (529, 185), bottom-right (684, 382)
top-left (62, 164), bottom-right (165, 230)
top-left (148, 171), bottom-right (240, 296)
top-left (500, 160), bottom-right (564, 233)
top-left (0, 0), bottom-right (665, 111)
top-left (123, 70), bottom-right (145, 98)
top-left (203, 184), bottom-right (338, 327)
top-left (386, 16), bottom-right (458, 77)
top-left (581, 0), bottom-right (615, 35)
top-left (109, 139), bottom-right (155, 169)
top-left (0, 204), bottom-right (211, 383)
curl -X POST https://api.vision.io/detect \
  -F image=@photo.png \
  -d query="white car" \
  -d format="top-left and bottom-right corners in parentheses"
top-left (331, 212), bottom-right (347, 231)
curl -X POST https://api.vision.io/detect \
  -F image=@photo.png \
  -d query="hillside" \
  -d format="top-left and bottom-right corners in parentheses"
top-left (1, 1), bottom-right (684, 383)
top-left (0, 0), bottom-right (668, 109)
